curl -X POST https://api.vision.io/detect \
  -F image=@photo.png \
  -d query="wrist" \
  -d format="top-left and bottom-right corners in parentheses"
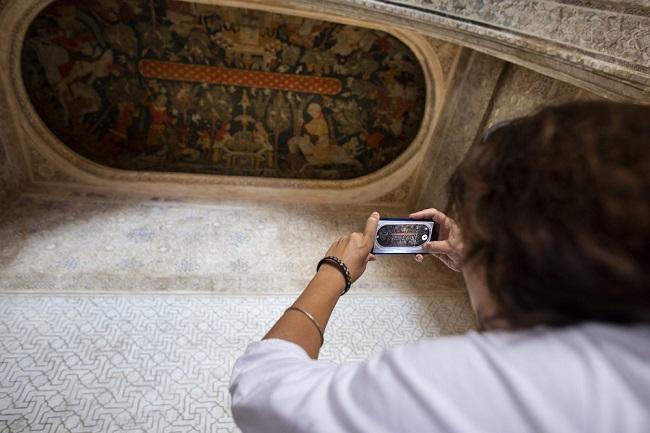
top-left (316, 256), bottom-right (353, 295)
top-left (314, 264), bottom-right (347, 293)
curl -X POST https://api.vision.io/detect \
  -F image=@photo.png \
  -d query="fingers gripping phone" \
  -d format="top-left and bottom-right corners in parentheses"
top-left (372, 218), bottom-right (438, 254)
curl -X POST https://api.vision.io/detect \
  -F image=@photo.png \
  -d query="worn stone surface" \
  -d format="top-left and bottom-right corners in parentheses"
top-left (427, 37), bottom-right (460, 83)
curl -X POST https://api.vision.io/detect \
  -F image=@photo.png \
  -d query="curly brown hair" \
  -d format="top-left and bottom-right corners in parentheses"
top-left (447, 101), bottom-right (650, 328)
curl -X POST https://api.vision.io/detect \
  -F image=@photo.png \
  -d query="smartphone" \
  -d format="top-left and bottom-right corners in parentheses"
top-left (372, 218), bottom-right (437, 254)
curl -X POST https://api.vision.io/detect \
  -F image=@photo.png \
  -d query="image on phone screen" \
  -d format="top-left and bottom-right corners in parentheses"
top-left (376, 224), bottom-right (430, 248)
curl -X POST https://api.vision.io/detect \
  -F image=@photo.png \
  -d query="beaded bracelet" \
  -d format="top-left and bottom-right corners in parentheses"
top-left (317, 256), bottom-right (352, 295)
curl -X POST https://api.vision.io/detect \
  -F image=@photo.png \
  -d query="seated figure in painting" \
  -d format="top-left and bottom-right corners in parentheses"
top-left (288, 103), bottom-right (362, 173)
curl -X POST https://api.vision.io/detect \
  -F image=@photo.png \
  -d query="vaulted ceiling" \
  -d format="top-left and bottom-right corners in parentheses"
top-left (0, 0), bottom-right (645, 207)
top-left (21, 0), bottom-right (428, 180)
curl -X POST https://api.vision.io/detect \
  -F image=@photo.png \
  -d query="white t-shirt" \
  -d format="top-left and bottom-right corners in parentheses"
top-left (230, 323), bottom-right (650, 433)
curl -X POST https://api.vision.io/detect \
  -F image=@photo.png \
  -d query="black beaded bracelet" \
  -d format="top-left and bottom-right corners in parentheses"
top-left (317, 256), bottom-right (352, 295)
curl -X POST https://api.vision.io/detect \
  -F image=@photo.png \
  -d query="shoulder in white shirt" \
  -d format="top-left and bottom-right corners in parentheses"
top-left (230, 322), bottom-right (650, 433)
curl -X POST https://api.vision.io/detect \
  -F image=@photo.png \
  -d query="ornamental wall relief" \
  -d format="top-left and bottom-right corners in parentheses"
top-left (388, 0), bottom-right (650, 70)
top-left (486, 65), bottom-right (603, 128)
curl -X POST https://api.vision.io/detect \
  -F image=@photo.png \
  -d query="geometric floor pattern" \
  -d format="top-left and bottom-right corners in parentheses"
top-left (0, 190), bottom-right (475, 432)
top-left (0, 294), bottom-right (474, 433)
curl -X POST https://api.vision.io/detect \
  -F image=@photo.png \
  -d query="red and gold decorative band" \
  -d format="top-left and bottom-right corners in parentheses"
top-left (138, 60), bottom-right (342, 95)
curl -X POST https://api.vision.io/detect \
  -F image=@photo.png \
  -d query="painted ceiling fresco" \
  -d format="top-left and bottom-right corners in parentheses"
top-left (21, 0), bottom-right (427, 179)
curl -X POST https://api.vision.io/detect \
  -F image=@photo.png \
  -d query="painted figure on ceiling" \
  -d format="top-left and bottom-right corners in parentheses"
top-left (253, 122), bottom-right (272, 154)
top-left (213, 8), bottom-right (283, 70)
top-left (331, 27), bottom-right (376, 56)
top-left (303, 103), bottom-right (330, 160)
top-left (197, 129), bottom-right (212, 160)
top-left (212, 122), bottom-right (232, 164)
top-left (166, 1), bottom-right (200, 38)
top-left (173, 138), bottom-right (201, 162)
top-left (285, 17), bottom-right (331, 48)
top-left (101, 100), bottom-right (135, 156)
top-left (25, 26), bottom-right (105, 126)
top-left (289, 103), bottom-right (363, 172)
top-left (144, 94), bottom-right (171, 149)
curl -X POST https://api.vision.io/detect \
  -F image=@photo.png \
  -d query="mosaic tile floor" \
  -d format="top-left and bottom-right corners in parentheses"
top-left (0, 191), bottom-right (475, 432)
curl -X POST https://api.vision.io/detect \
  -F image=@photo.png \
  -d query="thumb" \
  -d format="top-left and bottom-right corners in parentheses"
top-left (424, 241), bottom-right (453, 254)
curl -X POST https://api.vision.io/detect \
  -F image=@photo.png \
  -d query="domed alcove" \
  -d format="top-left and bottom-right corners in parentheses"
top-left (21, 0), bottom-right (428, 180)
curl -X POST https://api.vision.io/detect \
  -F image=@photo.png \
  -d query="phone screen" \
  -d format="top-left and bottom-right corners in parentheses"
top-left (376, 224), bottom-right (430, 247)
top-left (373, 219), bottom-right (436, 254)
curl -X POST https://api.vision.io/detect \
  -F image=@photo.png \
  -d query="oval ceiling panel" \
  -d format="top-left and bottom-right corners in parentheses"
top-left (21, 0), bottom-right (427, 179)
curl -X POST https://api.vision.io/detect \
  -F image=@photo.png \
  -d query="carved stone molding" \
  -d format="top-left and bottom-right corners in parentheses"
top-left (0, 137), bottom-right (18, 207)
top-left (386, 0), bottom-right (650, 69)
top-left (30, 148), bottom-right (77, 184)
top-left (486, 64), bottom-right (603, 127)
top-left (415, 49), bottom-right (506, 211)
top-left (426, 38), bottom-right (460, 84)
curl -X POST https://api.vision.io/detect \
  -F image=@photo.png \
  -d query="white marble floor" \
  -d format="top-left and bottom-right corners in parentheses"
top-left (0, 191), bottom-right (474, 432)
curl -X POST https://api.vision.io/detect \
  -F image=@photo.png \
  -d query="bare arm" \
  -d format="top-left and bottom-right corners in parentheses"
top-left (263, 212), bottom-right (379, 359)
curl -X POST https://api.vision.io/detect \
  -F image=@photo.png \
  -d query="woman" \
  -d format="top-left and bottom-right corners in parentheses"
top-left (230, 102), bottom-right (650, 432)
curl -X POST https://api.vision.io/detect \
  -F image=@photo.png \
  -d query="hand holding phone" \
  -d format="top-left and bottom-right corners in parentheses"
top-left (409, 208), bottom-right (463, 272)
